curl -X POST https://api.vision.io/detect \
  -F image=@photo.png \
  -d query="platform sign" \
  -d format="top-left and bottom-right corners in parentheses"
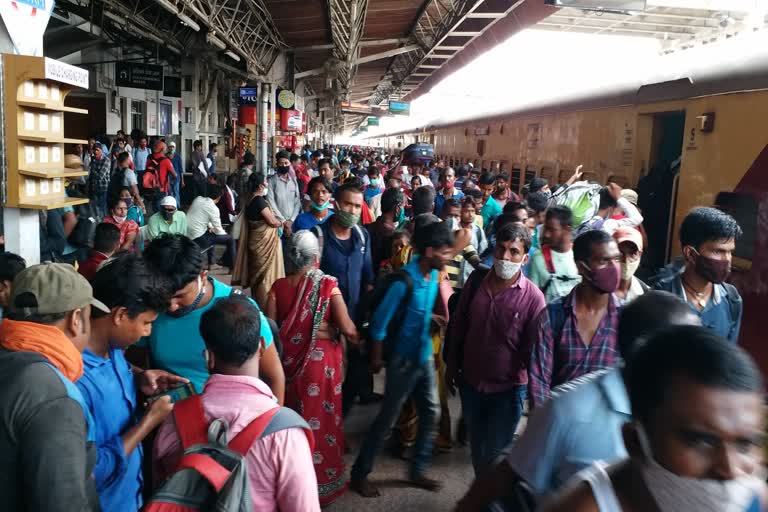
top-left (388, 100), bottom-right (410, 116)
top-left (0, 0), bottom-right (54, 56)
top-left (116, 62), bottom-right (163, 90)
top-left (239, 87), bottom-right (258, 105)
top-left (367, 117), bottom-right (379, 126)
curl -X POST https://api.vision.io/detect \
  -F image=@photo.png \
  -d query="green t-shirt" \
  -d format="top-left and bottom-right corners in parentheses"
top-left (528, 248), bottom-right (582, 303)
top-left (481, 196), bottom-right (502, 228)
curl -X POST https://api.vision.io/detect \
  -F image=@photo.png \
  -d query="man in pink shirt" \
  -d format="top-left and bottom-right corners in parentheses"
top-left (153, 296), bottom-right (320, 512)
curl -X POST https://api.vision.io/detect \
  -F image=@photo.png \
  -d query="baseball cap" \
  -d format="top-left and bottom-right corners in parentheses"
top-left (8, 263), bottom-right (110, 316)
top-left (168, 141), bottom-right (176, 147)
top-left (613, 226), bottom-right (643, 251)
top-left (160, 196), bottom-right (178, 209)
top-left (621, 189), bottom-right (638, 206)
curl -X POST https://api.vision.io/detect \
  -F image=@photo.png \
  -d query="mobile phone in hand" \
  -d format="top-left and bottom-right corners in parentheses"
top-left (147, 382), bottom-right (196, 404)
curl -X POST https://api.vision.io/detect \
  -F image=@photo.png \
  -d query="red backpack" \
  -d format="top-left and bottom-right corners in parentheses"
top-left (142, 155), bottom-right (167, 198)
top-left (144, 395), bottom-right (313, 512)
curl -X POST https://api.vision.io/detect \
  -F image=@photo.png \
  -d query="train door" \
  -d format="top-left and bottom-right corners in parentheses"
top-left (638, 111), bottom-right (686, 270)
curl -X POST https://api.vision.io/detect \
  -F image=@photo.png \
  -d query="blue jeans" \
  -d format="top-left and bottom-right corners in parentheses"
top-left (351, 353), bottom-right (438, 480)
top-left (460, 381), bottom-right (527, 475)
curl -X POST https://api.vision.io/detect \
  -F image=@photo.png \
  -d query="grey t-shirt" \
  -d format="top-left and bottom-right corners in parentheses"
top-left (122, 168), bottom-right (138, 187)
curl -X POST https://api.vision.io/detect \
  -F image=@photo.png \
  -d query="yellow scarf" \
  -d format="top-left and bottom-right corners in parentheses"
top-left (0, 319), bottom-right (83, 382)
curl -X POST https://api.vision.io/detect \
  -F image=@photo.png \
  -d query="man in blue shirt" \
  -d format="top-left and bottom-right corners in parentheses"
top-left (138, 234), bottom-right (284, 398)
top-left (78, 255), bottom-right (188, 512)
top-left (650, 207), bottom-right (743, 343)
top-left (314, 183), bottom-right (376, 416)
top-left (207, 142), bottom-right (218, 178)
top-left (455, 291), bottom-right (700, 510)
top-left (132, 135), bottom-right (151, 187)
top-left (167, 141), bottom-right (183, 207)
top-left (351, 218), bottom-right (454, 498)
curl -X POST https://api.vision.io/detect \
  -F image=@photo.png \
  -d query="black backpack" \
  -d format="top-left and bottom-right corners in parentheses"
top-left (68, 201), bottom-right (100, 248)
top-left (361, 270), bottom-right (414, 360)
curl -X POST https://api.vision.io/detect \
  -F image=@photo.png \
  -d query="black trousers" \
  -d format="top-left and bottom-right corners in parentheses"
top-left (342, 345), bottom-right (375, 417)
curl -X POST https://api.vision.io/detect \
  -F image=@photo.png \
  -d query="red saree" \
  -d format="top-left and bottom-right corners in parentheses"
top-left (273, 270), bottom-right (346, 505)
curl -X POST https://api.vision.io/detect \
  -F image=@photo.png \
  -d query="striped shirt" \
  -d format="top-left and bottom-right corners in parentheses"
top-left (529, 288), bottom-right (621, 408)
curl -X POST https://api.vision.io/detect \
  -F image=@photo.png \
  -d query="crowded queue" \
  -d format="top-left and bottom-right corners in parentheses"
top-left (0, 142), bottom-right (763, 512)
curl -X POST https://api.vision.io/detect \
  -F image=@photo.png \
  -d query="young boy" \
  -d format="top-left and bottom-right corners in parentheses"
top-left (77, 255), bottom-right (188, 511)
top-left (351, 218), bottom-right (454, 497)
top-left (78, 223), bottom-right (121, 281)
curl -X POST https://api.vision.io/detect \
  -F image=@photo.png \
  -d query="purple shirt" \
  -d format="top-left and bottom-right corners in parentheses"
top-left (452, 271), bottom-right (546, 393)
top-left (529, 289), bottom-right (621, 408)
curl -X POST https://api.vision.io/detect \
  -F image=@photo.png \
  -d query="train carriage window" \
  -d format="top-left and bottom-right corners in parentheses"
top-left (474, 159), bottom-right (480, 167)
top-left (477, 140), bottom-right (486, 157)
top-left (491, 160), bottom-right (499, 172)
top-left (715, 192), bottom-right (757, 261)
top-left (510, 167), bottom-right (522, 193)
top-left (607, 174), bottom-right (631, 188)
top-left (540, 166), bottom-right (554, 186)
top-left (558, 169), bottom-right (572, 184)
top-left (500, 160), bottom-right (509, 172)
top-left (524, 166), bottom-right (537, 186)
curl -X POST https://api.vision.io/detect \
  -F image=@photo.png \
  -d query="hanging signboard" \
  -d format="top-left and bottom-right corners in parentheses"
top-left (239, 87), bottom-right (258, 106)
top-left (115, 62), bottom-right (163, 90)
top-left (280, 109), bottom-right (302, 132)
top-left (367, 117), bottom-right (379, 126)
top-left (388, 100), bottom-right (410, 116)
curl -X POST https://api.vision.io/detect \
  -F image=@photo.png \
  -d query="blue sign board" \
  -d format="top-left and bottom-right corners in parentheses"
top-left (239, 87), bottom-right (258, 106)
top-left (389, 100), bottom-right (410, 116)
top-left (17, 0), bottom-right (46, 8)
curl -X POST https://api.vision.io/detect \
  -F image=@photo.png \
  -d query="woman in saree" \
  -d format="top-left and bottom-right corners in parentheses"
top-left (266, 230), bottom-right (359, 506)
top-left (232, 173), bottom-right (285, 309)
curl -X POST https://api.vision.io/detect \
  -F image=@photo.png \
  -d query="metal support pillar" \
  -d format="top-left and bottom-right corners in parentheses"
top-left (259, 83), bottom-right (270, 174)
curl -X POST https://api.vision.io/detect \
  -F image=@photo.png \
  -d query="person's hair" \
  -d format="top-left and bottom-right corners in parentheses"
top-left (456, 164), bottom-right (470, 177)
top-left (679, 206), bottom-right (743, 249)
top-left (289, 153), bottom-right (299, 163)
top-left (0, 252), bottom-right (26, 282)
top-left (412, 216), bottom-right (454, 253)
top-left (275, 150), bottom-right (290, 161)
top-left (625, 325), bottom-right (764, 424)
top-left (618, 291), bottom-right (700, 358)
top-left (107, 195), bottom-right (127, 211)
top-left (461, 197), bottom-right (476, 211)
top-left (318, 158), bottom-right (332, 169)
top-left (288, 230), bottom-right (320, 268)
top-left (242, 152), bottom-right (255, 166)
top-left (144, 234), bottom-right (203, 292)
top-left (463, 188), bottom-right (482, 201)
top-left (497, 171), bottom-right (510, 182)
top-left (117, 186), bottom-right (132, 199)
top-left (209, 142), bottom-right (217, 151)
top-left (93, 223), bottom-right (121, 253)
top-left (442, 198), bottom-right (461, 216)
top-left (300, 154), bottom-right (309, 162)
top-left (496, 223), bottom-right (532, 253)
top-left (308, 176), bottom-right (333, 195)
top-left (392, 230), bottom-right (410, 243)
top-left (598, 187), bottom-right (618, 210)
top-left (381, 187), bottom-right (404, 214)
top-left (479, 172), bottom-right (496, 186)
top-left (503, 201), bottom-right (527, 215)
top-left (412, 186), bottom-right (436, 216)
top-left (334, 182), bottom-right (363, 201)
top-left (206, 184), bottom-right (222, 200)
top-left (526, 191), bottom-right (550, 214)
top-left (91, 254), bottom-right (171, 319)
top-left (546, 205), bottom-right (573, 228)
top-left (200, 295), bottom-right (263, 367)
top-left (573, 229), bottom-right (614, 263)
top-left (247, 173), bottom-right (266, 194)
top-left (311, 150), bottom-right (322, 159)
top-left (116, 152), bottom-right (131, 165)
top-left (193, 139), bottom-right (202, 149)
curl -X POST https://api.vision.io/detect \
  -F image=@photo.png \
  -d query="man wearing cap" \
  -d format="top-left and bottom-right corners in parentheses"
top-left (0, 263), bottom-right (110, 511)
top-left (167, 141), bottom-right (183, 207)
top-left (146, 196), bottom-right (188, 241)
top-left (613, 226), bottom-right (648, 305)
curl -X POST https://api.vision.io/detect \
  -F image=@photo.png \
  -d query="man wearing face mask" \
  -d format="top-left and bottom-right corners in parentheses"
top-left (613, 227), bottom-right (648, 305)
top-left (544, 325), bottom-right (767, 512)
top-left (442, 199), bottom-right (483, 292)
top-left (651, 207), bottom-right (743, 343)
top-left (529, 229), bottom-right (622, 408)
top-left (267, 151), bottom-right (302, 241)
top-left (146, 196), bottom-right (187, 241)
top-left (368, 187), bottom-right (405, 271)
top-left (446, 223), bottom-right (546, 475)
top-left (293, 176), bottom-right (334, 232)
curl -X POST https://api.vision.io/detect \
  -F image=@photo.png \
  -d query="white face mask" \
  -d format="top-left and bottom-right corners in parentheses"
top-left (493, 258), bottom-right (522, 280)
top-left (447, 217), bottom-right (460, 231)
top-left (621, 258), bottom-right (641, 280)
top-left (636, 423), bottom-right (762, 512)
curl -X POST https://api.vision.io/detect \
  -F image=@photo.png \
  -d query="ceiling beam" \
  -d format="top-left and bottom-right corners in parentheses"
top-left (353, 44), bottom-right (420, 65)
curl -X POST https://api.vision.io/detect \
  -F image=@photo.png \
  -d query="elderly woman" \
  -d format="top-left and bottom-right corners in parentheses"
top-left (232, 173), bottom-right (285, 309)
top-left (101, 195), bottom-right (139, 252)
top-left (266, 231), bottom-right (359, 506)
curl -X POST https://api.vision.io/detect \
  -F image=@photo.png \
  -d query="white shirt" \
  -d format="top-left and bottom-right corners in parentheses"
top-left (186, 196), bottom-right (226, 239)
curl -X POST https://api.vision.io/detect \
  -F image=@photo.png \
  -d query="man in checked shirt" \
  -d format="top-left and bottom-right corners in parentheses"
top-left (529, 229), bottom-right (622, 408)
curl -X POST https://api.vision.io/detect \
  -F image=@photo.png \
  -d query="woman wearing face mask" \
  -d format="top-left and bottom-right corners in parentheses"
top-left (232, 173), bottom-right (285, 309)
top-left (544, 325), bottom-right (767, 512)
top-left (117, 187), bottom-right (144, 226)
top-left (101, 196), bottom-right (139, 252)
top-left (293, 177), bottom-right (334, 232)
top-left (613, 227), bottom-right (649, 305)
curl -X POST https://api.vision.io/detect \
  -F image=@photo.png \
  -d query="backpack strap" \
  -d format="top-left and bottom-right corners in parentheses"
top-left (542, 245), bottom-right (556, 274)
top-left (312, 225), bottom-right (324, 258)
top-left (174, 395), bottom-right (209, 450)
top-left (228, 406), bottom-right (315, 456)
top-left (175, 453), bottom-right (231, 492)
top-left (259, 407), bottom-right (315, 453)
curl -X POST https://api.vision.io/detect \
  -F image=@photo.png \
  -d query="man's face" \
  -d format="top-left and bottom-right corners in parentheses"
top-left (636, 375), bottom-right (765, 480)
top-left (139, 138), bottom-right (147, 148)
top-left (619, 240), bottom-right (641, 264)
top-left (494, 238), bottom-right (527, 264)
top-left (481, 184), bottom-right (494, 200)
top-left (442, 205), bottom-right (461, 225)
top-left (542, 217), bottom-right (566, 248)
top-left (510, 208), bottom-right (528, 225)
top-left (581, 240), bottom-right (621, 276)
top-left (424, 245), bottom-right (453, 270)
top-left (410, 164), bottom-right (423, 175)
top-left (319, 164), bottom-right (334, 180)
top-left (684, 238), bottom-right (735, 268)
top-left (116, 140), bottom-right (125, 149)
top-left (194, 144), bottom-right (202, 152)
top-left (442, 169), bottom-right (456, 190)
top-left (168, 273), bottom-right (205, 313)
top-left (341, 163), bottom-right (350, 173)
top-left (411, 177), bottom-right (421, 190)
top-left (0, 279), bottom-right (11, 307)
top-left (336, 190), bottom-right (363, 216)
top-left (276, 157), bottom-right (290, 168)
top-left (311, 182), bottom-right (331, 206)
top-left (110, 309), bottom-right (159, 349)
top-left (461, 204), bottom-right (476, 225)
top-left (496, 178), bottom-right (509, 192)
top-left (93, 147), bottom-right (103, 160)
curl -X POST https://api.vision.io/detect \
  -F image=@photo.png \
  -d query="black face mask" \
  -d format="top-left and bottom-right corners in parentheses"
top-left (276, 165), bottom-right (290, 174)
top-left (168, 277), bottom-right (206, 318)
top-left (161, 209), bottom-right (175, 221)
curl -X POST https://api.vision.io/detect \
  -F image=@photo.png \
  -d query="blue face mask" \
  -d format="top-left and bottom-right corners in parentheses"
top-left (370, 179), bottom-right (380, 186)
top-left (311, 201), bottom-right (330, 211)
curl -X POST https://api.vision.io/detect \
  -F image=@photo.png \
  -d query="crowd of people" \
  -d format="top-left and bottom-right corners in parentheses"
top-left (0, 140), bottom-right (764, 512)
